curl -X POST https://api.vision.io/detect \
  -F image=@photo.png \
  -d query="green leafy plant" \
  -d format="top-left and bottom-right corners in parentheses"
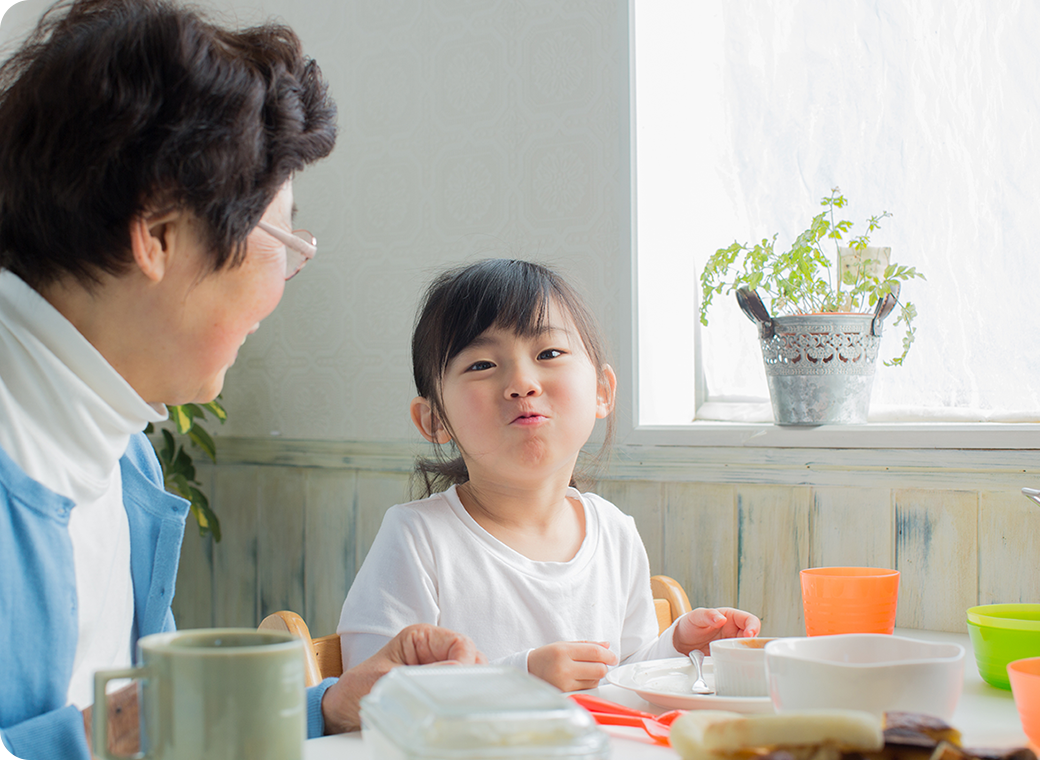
top-left (700, 187), bottom-right (925, 366)
top-left (145, 400), bottom-right (226, 541)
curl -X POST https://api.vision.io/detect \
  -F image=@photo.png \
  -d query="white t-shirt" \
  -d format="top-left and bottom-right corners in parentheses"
top-left (0, 271), bottom-right (165, 708)
top-left (337, 484), bottom-right (682, 672)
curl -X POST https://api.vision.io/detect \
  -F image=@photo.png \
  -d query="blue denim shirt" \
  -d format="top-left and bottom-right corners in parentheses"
top-left (0, 433), bottom-right (334, 758)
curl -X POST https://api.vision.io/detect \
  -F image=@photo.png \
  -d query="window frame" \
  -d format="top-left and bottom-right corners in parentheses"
top-left (617, 0), bottom-right (1040, 454)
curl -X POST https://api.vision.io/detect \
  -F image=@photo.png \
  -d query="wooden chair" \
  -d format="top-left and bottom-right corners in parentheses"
top-left (258, 610), bottom-right (343, 688)
top-left (262, 575), bottom-right (691, 686)
top-left (651, 574), bottom-right (692, 634)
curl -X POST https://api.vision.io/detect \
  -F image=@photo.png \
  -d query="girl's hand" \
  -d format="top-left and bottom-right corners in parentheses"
top-left (672, 607), bottom-right (761, 655)
top-left (528, 641), bottom-right (618, 691)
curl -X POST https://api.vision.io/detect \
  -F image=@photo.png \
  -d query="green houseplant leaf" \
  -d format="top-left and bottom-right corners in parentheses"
top-left (699, 187), bottom-right (925, 365)
top-left (145, 397), bottom-right (226, 540)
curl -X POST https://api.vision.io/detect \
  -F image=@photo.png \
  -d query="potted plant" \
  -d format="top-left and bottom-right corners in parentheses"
top-left (699, 188), bottom-right (924, 425)
top-left (145, 400), bottom-right (226, 540)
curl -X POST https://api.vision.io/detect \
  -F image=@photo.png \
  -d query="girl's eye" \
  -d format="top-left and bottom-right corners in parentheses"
top-left (538, 349), bottom-right (564, 360)
top-left (466, 360), bottom-right (494, 372)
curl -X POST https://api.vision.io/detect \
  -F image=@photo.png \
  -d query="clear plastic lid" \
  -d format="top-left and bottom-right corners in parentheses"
top-left (359, 665), bottom-right (609, 759)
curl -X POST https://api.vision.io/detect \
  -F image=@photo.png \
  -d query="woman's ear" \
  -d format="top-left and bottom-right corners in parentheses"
top-left (595, 364), bottom-right (617, 419)
top-left (127, 209), bottom-right (185, 283)
top-left (410, 396), bottom-right (452, 444)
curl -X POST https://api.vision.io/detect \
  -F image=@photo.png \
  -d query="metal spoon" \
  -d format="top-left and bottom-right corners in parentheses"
top-left (689, 649), bottom-right (712, 694)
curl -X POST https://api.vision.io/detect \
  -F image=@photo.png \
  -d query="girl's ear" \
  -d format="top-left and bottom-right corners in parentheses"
top-left (410, 396), bottom-right (452, 444)
top-left (595, 364), bottom-right (617, 419)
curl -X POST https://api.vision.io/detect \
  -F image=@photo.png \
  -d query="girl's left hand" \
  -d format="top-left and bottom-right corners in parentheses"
top-left (672, 607), bottom-right (761, 655)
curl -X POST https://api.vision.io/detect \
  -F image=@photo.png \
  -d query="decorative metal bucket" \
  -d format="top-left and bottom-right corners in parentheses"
top-left (735, 287), bottom-right (899, 426)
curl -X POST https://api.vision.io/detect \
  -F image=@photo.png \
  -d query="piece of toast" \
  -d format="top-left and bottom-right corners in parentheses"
top-left (669, 711), bottom-right (1033, 760)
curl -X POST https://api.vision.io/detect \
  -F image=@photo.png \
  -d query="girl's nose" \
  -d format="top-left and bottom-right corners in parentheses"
top-left (506, 367), bottom-right (541, 398)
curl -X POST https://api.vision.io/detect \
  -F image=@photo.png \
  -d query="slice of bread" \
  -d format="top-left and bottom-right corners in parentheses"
top-left (670, 709), bottom-right (884, 760)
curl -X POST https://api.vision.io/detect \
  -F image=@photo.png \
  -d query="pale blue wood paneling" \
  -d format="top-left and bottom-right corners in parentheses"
top-left (663, 482), bottom-right (737, 611)
top-left (212, 466), bottom-right (261, 627)
top-left (171, 455), bottom-right (1040, 637)
top-left (305, 468), bottom-right (358, 637)
top-left (894, 488), bottom-right (978, 632)
top-left (257, 467), bottom-right (307, 623)
top-left (979, 489), bottom-right (1040, 605)
top-left (810, 486), bottom-right (894, 569)
top-left (736, 485), bottom-right (812, 637)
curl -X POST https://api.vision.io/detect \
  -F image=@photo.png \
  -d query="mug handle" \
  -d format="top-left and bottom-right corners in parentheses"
top-left (93, 667), bottom-right (149, 760)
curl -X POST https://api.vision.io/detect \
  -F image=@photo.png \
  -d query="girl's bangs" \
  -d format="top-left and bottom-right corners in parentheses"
top-left (440, 264), bottom-right (555, 369)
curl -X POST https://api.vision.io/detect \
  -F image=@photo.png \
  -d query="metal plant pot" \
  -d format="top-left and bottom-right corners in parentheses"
top-left (736, 287), bottom-right (899, 425)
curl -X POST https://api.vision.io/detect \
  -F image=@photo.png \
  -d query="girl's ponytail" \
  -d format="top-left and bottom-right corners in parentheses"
top-left (412, 448), bottom-right (468, 499)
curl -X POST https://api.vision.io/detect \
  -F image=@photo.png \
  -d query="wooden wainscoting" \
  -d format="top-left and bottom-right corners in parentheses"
top-left (171, 438), bottom-right (1040, 638)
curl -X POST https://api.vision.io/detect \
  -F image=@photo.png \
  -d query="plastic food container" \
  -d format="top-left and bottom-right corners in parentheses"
top-left (359, 665), bottom-right (609, 759)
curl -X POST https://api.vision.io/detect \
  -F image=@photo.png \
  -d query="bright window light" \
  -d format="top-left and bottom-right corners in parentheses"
top-left (635, 0), bottom-right (1040, 425)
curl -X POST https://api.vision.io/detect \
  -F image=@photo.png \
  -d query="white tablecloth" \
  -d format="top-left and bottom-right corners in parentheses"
top-left (304, 629), bottom-right (1028, 760)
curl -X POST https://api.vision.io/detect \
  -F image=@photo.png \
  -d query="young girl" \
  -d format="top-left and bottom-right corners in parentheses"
top-left (337, 259), bottom-right (760, 691)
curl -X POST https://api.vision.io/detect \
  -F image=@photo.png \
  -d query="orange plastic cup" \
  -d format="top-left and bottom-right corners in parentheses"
top-left (1009, 657), bottom-right (1040, 750)
top-left (800, 567), bottom-right (900, 636)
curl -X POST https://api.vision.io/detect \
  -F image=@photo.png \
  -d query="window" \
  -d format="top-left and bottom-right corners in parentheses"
top-left (634, 1), bottom-right (1040, 427)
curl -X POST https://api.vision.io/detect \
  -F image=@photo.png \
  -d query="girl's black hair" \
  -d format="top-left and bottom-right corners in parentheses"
top-left (411, 258), bottom-right (614, 497)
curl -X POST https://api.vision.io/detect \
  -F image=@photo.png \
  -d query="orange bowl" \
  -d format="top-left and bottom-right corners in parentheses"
top-left (800, 567), bottom-right (900, 636)
top-left (1009, 657), bottom-right (1040, 747)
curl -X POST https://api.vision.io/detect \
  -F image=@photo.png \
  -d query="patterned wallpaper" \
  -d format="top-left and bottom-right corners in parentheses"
top-left (213, 0), bottom-right (630, 441)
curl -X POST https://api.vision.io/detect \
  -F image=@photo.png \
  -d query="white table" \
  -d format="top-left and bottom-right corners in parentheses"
top-left (304, 630), bottom-right (1028, 759)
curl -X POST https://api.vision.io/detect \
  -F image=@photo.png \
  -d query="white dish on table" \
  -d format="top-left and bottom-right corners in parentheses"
top-left (606, 657), bottom-right (774, 713)
top-left (764, 633), bottom-right (965, 719)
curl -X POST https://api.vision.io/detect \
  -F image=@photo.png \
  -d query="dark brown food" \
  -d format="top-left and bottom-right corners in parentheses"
top-left (842, 714), bottom-right (1034, 760)
top-left (884, 713), bottom-right (963, 748)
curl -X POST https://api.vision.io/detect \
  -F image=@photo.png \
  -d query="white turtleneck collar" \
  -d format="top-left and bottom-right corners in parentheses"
top-left (0, 270), bottom-right (167, 503)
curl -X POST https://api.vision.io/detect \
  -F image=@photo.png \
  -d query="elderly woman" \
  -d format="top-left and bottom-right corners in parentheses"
top-left (0, 1), bottom-right (482, 758)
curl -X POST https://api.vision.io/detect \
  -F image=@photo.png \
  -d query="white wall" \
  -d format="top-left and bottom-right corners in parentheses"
top-left (213, 0), bottom-right (631, 442)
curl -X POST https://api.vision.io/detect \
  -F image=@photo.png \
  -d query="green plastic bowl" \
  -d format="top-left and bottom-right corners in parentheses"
top-left (966, 604), bottom-right (1040, 690)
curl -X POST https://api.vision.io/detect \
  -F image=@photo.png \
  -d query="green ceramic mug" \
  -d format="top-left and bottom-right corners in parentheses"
top-left (93, 628), bottom-right (306, 760)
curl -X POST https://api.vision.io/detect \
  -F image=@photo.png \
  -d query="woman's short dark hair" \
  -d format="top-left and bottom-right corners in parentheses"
top-left (411, 258), bottom-right (614, 497)
top-left (0, 0), bottom-right (337, 289)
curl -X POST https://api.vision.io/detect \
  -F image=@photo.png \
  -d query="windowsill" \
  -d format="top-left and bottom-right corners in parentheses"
top-left (620, 421), bottom-right (1040, 450)
top-left (603, 421), bottom-right (1040, 487)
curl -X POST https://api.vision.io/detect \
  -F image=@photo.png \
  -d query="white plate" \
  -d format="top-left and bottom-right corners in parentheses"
top-left (606, 657), bottom-right (774, 713)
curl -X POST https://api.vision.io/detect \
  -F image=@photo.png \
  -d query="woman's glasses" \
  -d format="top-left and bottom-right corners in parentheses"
top-left (256, 221), bottom-right (317, 280)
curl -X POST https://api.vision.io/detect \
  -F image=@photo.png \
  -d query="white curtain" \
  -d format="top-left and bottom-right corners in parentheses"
top-left (638, 0), bottom-right (1040, 422)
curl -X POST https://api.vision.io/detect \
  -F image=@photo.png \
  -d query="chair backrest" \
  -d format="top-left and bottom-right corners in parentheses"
top-left (651, 574), bottom-right (692, 634)
top-left (258, 610), bottom-right (343, 688)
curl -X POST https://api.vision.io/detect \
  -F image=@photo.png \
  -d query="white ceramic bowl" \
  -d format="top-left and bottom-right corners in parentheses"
top-left (764, 634), bottom-right (965, 719)
top-left (710, 637), bottom-right (776, 697)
